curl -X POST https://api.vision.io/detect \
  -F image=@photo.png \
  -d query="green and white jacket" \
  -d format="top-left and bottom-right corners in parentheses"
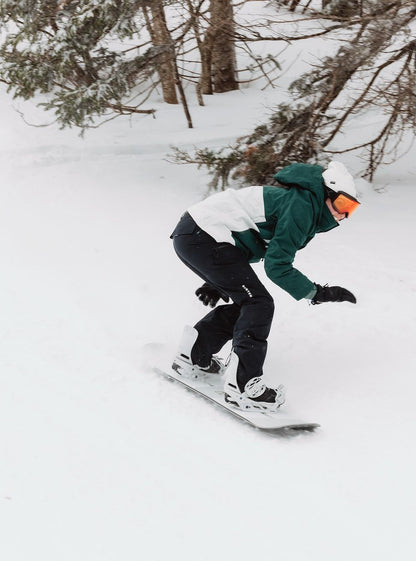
top-left (188, 163), bottom-right (339, 301)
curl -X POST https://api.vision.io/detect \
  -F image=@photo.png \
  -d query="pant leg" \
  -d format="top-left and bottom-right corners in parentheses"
top-left (192, 302), bottom-right (241, 366)
top-left (172, 215), bottom-right (240, 364)
top-left (172, 213), bottom-right (274, 391)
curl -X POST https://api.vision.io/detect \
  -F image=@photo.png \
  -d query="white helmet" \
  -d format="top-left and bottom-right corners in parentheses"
top-left (322, 161), bottom-right (357, 198)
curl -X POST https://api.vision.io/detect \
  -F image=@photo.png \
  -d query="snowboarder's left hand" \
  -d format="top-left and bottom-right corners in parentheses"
top-left (311, 284), bottom-right (357, 304)
top-left (195, 283), bottom-right (229, 307)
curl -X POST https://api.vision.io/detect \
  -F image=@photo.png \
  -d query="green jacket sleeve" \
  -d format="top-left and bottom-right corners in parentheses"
top-left (263, 204), bottom-right (316, 300)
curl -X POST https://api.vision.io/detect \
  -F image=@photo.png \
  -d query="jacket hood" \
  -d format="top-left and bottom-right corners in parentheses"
top-left (274, 163), bottom-right (325, 201)
top-left (274, 163), bottom-right (338, 233)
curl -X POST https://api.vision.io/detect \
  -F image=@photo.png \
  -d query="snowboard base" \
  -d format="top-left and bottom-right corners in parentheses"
top-left (154, 367), bottom-right (319, 433)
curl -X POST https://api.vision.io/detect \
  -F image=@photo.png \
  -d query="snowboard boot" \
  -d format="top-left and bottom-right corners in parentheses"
top-left (172, 325), bottom-right (225, 380)
top-left (223, 352), bottom-right (286, 412)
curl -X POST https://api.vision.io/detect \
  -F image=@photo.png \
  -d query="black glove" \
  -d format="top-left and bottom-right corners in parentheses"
top-left (195, 283), bottom-right (229, 307)
top-left (311, 284), bottom-right (357, 305)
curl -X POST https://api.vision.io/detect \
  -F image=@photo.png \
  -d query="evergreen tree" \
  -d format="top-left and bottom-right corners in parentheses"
top-left (0, 0), bottom-right (241, 128)
top-left (0, 1), bottom-right (165, 129)
top-left (179, 0), bottom-right (416, 185)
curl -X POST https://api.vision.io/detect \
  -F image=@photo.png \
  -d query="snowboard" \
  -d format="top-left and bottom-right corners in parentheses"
top-left (154, 366), bottom-right (320, 433)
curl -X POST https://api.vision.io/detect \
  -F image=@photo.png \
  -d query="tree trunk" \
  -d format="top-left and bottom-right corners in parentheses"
top-left (200, 38), bottom-right (214, 95)
top-left (211, 0), bottom-right (238, 93)
top-left (143, 1), bottom-right (178, 104)
top-left (187, 0), bottom-right (214, 96)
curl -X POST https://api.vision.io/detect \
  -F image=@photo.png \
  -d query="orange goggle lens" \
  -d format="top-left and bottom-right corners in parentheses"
top-left (331, 191), bottom-right (360, 217)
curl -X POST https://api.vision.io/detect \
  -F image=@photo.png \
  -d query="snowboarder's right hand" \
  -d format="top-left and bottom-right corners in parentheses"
top-left (311, 284), bottom-right (357, 305)
top-left (195, 283), bottom-right (229, 307)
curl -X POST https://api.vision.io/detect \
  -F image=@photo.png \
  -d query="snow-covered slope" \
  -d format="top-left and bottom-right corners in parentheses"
top-left (0, 75), bottom-right (415, 560)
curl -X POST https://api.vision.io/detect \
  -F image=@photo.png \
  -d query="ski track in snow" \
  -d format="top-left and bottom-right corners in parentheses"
top-left (0, 74), bottom-right (416, 560)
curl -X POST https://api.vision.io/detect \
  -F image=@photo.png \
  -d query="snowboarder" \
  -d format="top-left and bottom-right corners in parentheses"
top-left (170, 161), bottom-right (360, 411)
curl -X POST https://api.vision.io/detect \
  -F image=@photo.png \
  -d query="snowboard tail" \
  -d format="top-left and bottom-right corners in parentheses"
top-left (154, 367), bottom-right (319, 433)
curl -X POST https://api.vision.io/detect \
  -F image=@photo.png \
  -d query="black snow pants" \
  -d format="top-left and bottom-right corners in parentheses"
top-left (171, 212), bottom-right (274, 391)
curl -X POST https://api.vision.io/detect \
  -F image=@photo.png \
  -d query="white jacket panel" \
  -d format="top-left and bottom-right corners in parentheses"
top-left (187, 187), bottom-right (265, 245)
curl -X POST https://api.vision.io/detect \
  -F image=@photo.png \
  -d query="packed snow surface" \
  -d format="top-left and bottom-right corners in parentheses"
top-left (1, 57), bottom-right (416, 561)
